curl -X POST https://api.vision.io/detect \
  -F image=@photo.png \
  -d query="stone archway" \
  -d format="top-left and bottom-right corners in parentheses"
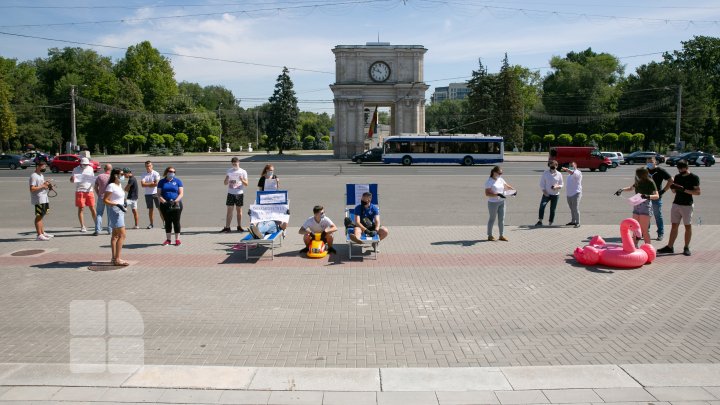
top-left (330, 43), bottom-right (429, 158)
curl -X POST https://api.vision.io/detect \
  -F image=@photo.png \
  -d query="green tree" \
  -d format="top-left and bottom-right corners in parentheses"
top-left (618, 132), bottom-right (633, 151)
top-left (175, 132), bottom-right (188, 146)
top-left (0, 77), bottom-right (17, 150)
top-left (529, 134), bottom-right (542, 151)
top-left (603, 132), bottom-right (619, 149)
top-left (632, 133), bottom-right (645, 150)
top-left (149, 133), bottom-right (163, 146)
top-left (133, 135), bottom-right (146, 152)
top-left (114, 41), bottom-right (178, 112)
top-left (574, 133), bottom-right (587, 146)
top-left (162, 134), bottom-right (174, 146)
top-left (557, 133), bottom-right (573, 146)
top-left (543, 134), bottom-right (555, 150)
top-left (590, 133), bottom-right (604, 146)
top-left (302, 135), bottom-right (315, 150)
top-left (466, 58), bottom-right (497, 135)
top-left (207, 135), bottom-right (219, 149)
top-left (266, 67), bottom-right (299, 154)
top-left (495, 53), bottom-right (524, 148)
top-left (425, 99), bottom-right (468, 133)
top-left (194, 136), bottom-right (206, 151)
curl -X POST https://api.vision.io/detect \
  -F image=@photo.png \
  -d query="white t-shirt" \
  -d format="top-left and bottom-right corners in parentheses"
top-left (30, 172), bottom-right (48, 205)
top-left (105, 182), bottom-right (125, 205)
top-left (540, 170), bottom-right (564, 195)
top-left (73, 166), bottom-right (94, 193)
top-left (484, 176), bottom-right (507, 203)
top-left (566, 169), bottom-right (583, 197)
top-left (142, 170), bottom-right (161, 195)
top-left (301, 216), bottom-right (335, 234)
top-left (226, 167), bottom-right (248, 195)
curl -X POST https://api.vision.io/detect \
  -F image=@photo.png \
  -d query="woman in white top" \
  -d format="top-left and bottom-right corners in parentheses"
top-left (104, 169), bottom-right (129, 266)
top-left (484, 166), bottom-right (515, 241)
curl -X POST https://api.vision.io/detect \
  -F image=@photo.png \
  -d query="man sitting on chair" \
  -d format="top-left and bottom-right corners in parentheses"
top-left (350, 192), bottom-right (389, 251)
top-left (299, 205), bottom-right (338, 254)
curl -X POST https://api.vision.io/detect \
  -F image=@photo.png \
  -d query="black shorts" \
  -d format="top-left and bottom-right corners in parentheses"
top-left (226, 193), bottom-right (244, 207)
top-left (144, 194), bottom-right (160, 209)
top-left (34, 203), bottom-right (49, 218)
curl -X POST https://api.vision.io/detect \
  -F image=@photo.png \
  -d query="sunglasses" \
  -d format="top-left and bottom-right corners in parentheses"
top-left (168, 171), bottom-right (176, 173)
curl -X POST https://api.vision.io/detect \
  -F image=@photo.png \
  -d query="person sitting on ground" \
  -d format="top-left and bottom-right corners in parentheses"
top-left (298, 205), bottom-right (337, 254)
top-left (350, 191), bottom-right (388, 252)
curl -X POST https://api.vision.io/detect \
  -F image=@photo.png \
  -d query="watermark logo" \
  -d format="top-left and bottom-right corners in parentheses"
top-left (69, 300), bottom-right (144, 373)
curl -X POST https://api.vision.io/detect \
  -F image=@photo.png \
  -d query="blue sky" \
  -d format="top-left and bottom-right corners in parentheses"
top-left (1, 0), bottom-right (719, 114)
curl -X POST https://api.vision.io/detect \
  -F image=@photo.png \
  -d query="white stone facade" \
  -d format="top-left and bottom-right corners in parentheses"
top-left (330, 43), bottom-right (429, 158)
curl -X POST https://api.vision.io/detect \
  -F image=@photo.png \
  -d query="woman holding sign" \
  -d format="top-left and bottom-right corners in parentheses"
top-left (258, 164), bottom-right (280, 191)
top-left (614, 167), bottom-right (659, 246)
top-left (484, 165), bottom-right (515, 242)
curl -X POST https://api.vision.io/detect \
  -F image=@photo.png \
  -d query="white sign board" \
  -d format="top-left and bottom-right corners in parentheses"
top-left (249, 204), bottom-right (290, 224)
top-left (264, 178), bottom-right (278, 191)
top-left (258, 192), bottom-right (287, 205)
top-left (74, 174), bottom-right (96, 183)
top-left (354, 184), bottom-right (370, 205)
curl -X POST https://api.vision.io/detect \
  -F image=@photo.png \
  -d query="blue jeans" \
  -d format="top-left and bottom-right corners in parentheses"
top-left (650, 199), bottom-right (664, 236)
top-left (538, 194), bottom-right (559, 223)
top-left (95, 200), bottom-right (112, 233)
top-left (257, 220), bottom-right (278, 235)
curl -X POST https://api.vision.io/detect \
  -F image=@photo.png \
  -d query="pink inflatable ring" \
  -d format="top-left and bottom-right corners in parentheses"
top-left (574, 218), bottom-right (656, 268)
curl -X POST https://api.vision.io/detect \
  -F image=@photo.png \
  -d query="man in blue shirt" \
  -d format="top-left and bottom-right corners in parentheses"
top-left (350, 192), bottom-right (388, 252)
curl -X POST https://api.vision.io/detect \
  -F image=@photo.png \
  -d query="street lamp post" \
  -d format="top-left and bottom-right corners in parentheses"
top-left (70, 85), bottom-right (77, 153)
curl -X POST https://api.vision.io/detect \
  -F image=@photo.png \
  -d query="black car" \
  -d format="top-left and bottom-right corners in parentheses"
top-left (666, 151), bottom-right (716, 167)
top-left (352, 148), bottom-right (383, 163)
top-left (22, 151), bottom-right (52, 165)
top-left (0, 154), bottom-right (32, 170)
top-left (623, 151), bottom-right (665, 164)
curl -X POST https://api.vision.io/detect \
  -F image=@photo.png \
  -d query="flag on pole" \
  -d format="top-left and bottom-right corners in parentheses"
top-left (367, 106), bottom-right (378, 138)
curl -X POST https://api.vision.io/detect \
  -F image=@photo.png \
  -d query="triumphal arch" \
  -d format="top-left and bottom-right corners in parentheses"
top-left (330, 43), bottom-right (429, 158)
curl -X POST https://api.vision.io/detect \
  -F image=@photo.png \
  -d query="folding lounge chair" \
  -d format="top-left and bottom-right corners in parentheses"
top-left (236, 190), bottom-right (289, 260)
top-left (345, 184), bottom-right (380, 259)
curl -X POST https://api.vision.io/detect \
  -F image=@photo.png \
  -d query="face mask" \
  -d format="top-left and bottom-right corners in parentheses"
top-left (266, 171), bottom-right (274, 177)
top-left (167, 173), bottom-right (175, 179)
top-left (550, 166), bottom-right (557, 171)
top-left (647, 163), bottom-right (654, 169)
top-left (362, 201), bottom-right (370, 206)
top-left (40, 168), bottom-right (46, 173)
top-left (320, 213), bottom-right (325, 218)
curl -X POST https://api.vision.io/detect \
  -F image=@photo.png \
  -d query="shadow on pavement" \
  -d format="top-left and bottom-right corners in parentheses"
top-left (564, 257), bottom-right (615, 274)
top-left (431, 240), bottom-right (484, 247)
top-left (32, 261), bottom-right (95, 269)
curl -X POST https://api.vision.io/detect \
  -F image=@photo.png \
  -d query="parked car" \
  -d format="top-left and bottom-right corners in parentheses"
top-left (666, 151), bottom-right (716, 167)
top-left (623, 151), bottom-right (665, 164)
top-left (49, 154), bottom-right (100, 173)
top-left (352, 147), bottom-right (383, 163)
top-left (601, 152), bottom-right (624, 168)
top-left (22, 151), bottom-right (53, 165)
top-left (549, 147), bottom-right (612, 172)
top-left (0, 154), bottom-right (32, 170)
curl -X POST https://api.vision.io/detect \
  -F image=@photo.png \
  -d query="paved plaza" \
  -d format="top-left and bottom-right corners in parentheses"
top-left (1, 156), bottom-right (719, 403)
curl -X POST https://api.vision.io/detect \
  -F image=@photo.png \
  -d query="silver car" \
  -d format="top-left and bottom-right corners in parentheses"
top-left (601, 152), bottom-right (624, 168)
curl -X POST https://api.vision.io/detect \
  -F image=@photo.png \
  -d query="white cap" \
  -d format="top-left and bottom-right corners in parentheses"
top-left (80, 157), bottom-right (90, 165)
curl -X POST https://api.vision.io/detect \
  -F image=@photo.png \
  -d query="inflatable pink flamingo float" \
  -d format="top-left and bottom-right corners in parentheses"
top-left (574, 218), bottom-right (656, 268)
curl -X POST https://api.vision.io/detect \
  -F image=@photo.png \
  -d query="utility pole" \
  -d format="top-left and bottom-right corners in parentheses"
top-left (70, 85), bottom-right (77, 153)
top-left (675, 84), bottom-right (682, 150)
top-left (217, 103), bottom-right (223, 152)
top-left (255, 109), bottom-right (259, 149)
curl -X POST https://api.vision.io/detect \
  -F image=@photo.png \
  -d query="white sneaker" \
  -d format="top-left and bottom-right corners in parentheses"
top-left (43, 233), bottom-right (55, 238)
top-left (80, 226), bottom-right (87, 233)
top-left (36, 234), bottom-right (50, 241)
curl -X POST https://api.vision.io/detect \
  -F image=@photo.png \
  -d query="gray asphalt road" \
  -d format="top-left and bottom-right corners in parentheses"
top-left (1, 160), bottom-right (717, 229)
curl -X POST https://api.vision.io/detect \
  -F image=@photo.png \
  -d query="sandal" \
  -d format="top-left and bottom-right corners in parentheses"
top-left (113, 259), bottom-right (130, 266)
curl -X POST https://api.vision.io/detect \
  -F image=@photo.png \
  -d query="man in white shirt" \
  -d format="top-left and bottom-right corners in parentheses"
top-left (298, 205), bottom-right (338, 255)
top-left (222, 157), bottom-right (248, 233)
top-left (140, 160), bottom-right (162, 229)
top-left (536, 159), bottom-right (563, 227)
top-left (562, 161), bottom-right (582, 228)
top-left (70, 157), bottom-right (97, 232)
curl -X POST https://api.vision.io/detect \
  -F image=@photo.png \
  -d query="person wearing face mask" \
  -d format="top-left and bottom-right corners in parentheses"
top-left (561, 161), bottom-right (582, 228)
top-left (658, 160), bottom-right (701, 256)
top-left (30, 161), bottom-right (53, 241)
top-left (70, 157), bottom-right (97, 233)
top-left (485, 165), bottom-right (515, 241)
top-left (350, 192), bottom-right (388, 251)
top-left (299, 205), bottom-right (338, 255)
top-left (258, 164), bottom-right (280, 191)
top-left (646, 157), bottom-right (673, 241)
top-left (615, 166), bottom-right (659, 246)
top-left (536, 160), bottom-right (563, 227)
top-left (158, 166), bottom-right (184, 246)
top-left (221, 157), bottom-right (248, 233)
top-left (104, 169), bottom-right (129, 266)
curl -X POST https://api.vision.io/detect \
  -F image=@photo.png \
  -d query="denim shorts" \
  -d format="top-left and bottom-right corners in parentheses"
top-left (107, 205), bottom-right (125, 228)
top-left (632, 201), bottom-right (652, 216)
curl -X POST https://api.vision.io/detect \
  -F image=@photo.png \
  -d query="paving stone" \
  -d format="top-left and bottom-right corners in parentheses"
top-left (250, 368), bottom-right (379, 391)
top-left (646, 387), bottom-right (717, 401)
top-left (704, 387), bottom-right (720, 399)
top-left (51, 386), bottom-right (108, 401)
top-left (436, 390), bottom-right (500, 404)
top-left (157, 388), bottom-right (223, 403)
top-left (123, 365), bottom-right (256, 389)
top-left (377, 391), bottom-right (438, 405)
top-left (218, 390), bottom-right (272, 404)
top-left (0, 364), bottom-right (131, 387)
top-left (501, 365), bottom-right (639, 390)
top-left (98, 387), bottom-right (167, 402)
top-left (494, 390), bottom-right (548, 404)
top-left (267, 390), bottom-right (324, 405)
top-left (322, 391), bottom-right (376, 405)
top-left (0, 386), bottom-right (61, 400)
top-left (593, 387), bottom-right (657, 402)
top-left (541, 389), bottom-right (602, 403)
top-left (622, 364), bottom-right (720, 387)
top-left (382, 368), bottom-right (511, 391)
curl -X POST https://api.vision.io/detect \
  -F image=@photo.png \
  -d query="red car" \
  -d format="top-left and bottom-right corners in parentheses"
top-left (49, 154), bottom-right (100, 173)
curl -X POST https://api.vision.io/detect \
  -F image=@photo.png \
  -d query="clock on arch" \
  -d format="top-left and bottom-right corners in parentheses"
top-left (369, 61), bottom-right (391, 82)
